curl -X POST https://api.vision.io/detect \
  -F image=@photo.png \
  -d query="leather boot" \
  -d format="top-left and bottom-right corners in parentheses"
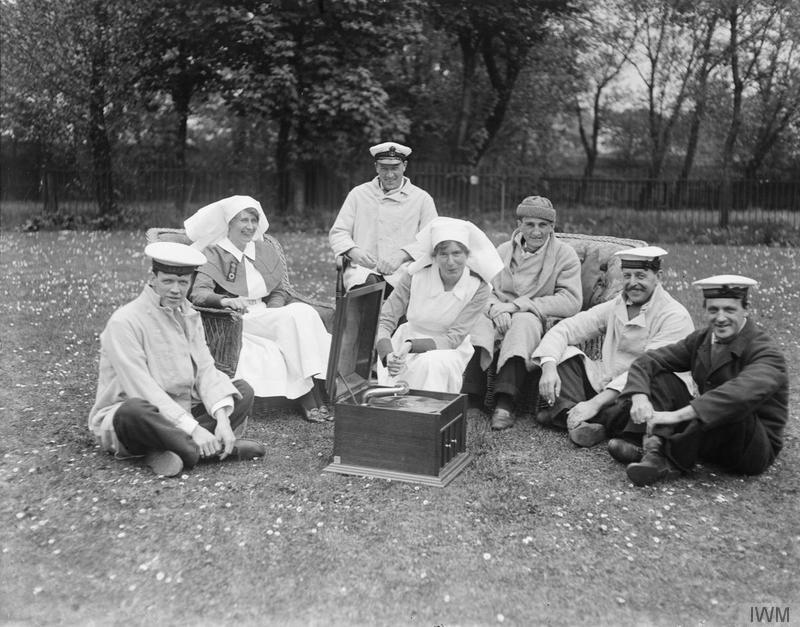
top-left (608, 438), bottom-right (644, 464)
top-left (626, 435), bottom-right (679, 486)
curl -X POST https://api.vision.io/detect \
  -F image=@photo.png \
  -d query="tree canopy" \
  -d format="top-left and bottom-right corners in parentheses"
top-left (1, 0), bottom-right (797, 216)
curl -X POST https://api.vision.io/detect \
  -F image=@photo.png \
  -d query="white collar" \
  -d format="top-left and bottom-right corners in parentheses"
top-left (374, 176), bottom-right (409, 196)
top-left (428, 265), bottom-right (471, 300)
top-left (622, 283), bottom-right (663, 310)
top-left (219, 237), bottom-right (256, 262)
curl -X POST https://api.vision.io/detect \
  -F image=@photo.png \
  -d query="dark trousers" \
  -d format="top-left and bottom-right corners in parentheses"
top-left (615, 372), bottom-right (775, 474)
top-left (461, 353), bottom-right (534, 408)
top-left (602, 372), bottom-right (694, 440)
top-left (112, 379), bottom-right (254, 469)
top-left (545, 356), bottom-right (597, 429)
top-left (658, 412), bottom-right (775, 474)
top-left (461, 350), bottom-right (487, 399)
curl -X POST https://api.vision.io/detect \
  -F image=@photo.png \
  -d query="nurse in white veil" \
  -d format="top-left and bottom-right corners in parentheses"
top-left (375, 217), bottom-right (503, 393)
top-left (186, 196), bottom-right (332, 423)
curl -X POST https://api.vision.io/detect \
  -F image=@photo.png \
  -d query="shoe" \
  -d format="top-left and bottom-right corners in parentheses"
top-left (569, 422), bottom-right (606, 447)
top-left (318, 405), bottom-right (334, 422)
top-left (535, 405), bottom-right (565, 426)
top-left (303, 407), bottom-right (327, 423)
top-left (626, 435), bottom-right (680, 486)
top-left (491, 408), bottom-right (515, 431)
top-left (144, 451), bottom-right (183, 477)
top-left (608, 438), bottom-right (644, 464)
top-left (231, 438), bottom-right (266, 461)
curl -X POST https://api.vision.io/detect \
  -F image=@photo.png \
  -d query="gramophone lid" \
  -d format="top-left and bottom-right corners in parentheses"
top-left (325, 281), bottom-right (385, 403)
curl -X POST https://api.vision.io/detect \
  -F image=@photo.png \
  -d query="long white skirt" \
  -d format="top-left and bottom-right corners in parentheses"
top-left (376, 323), bottom-right (474, 394)
top-left (234, 302), bottom-right (331, 399)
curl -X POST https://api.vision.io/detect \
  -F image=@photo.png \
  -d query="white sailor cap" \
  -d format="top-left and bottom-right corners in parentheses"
top-left (614, 246), bottom-right (668, 271)
top-left (145, 242), bottom-right (207, 275)
top-left (370, 141), bottom-right (412, 164)
top-left (692, 274), bottom-right (757, 299)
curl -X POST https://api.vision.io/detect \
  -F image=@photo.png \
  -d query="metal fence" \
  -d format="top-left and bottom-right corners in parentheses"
top-left (2, 163), bottom-right (799, 229)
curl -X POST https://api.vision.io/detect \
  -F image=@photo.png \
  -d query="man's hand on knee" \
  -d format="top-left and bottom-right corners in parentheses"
top-left (630, 393), bottom-right (654, 425)
top-left (566, 400), bottom-right (599, 428)
top-left (493, 312), bottom-right (512, 334)
top-left (538, 362), bottom-right (561, 406)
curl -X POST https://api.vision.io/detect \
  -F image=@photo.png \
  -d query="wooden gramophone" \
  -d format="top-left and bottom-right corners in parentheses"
top-left (323, 282), bottom-right (471, 487)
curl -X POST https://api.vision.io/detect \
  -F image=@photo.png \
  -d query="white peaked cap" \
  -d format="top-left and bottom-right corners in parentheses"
top-left (145, 242), bottom-right (207, 274)
top-left (693, 275), bottom-right (758, 299)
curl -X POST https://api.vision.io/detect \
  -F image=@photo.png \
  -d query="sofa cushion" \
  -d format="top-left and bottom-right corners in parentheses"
top-left (555, 233), bottom-right (647, 309)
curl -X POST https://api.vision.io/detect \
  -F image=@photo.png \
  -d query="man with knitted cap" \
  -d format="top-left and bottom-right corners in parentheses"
top-left (329, 141), bottom-right (437, 293)
top-left (88, 242), bottom-right (265, 477)
top-left (463, 196), bottom-right (582, 430)
top-left (617, 275), bottom-right (787, 486)
top-left (531, 246), bottom-right (695, 448)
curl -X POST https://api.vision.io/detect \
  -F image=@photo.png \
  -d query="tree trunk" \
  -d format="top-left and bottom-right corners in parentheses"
top-left (274, 115), bottom-right (293, 216)
top-left (172, 75), bottom-right (192, 212)
top-left (88, 43), bottom-right (116, 222)
top-left (453, 33), bottom-right (479, 163)
top-left (676, 16), bottom-right (717, 208)
top-left (720, 7), bottom-right (743, 229)
top-left (474, 38), bottom-right (524, 165)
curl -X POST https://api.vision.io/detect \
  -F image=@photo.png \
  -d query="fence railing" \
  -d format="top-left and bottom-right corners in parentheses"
top-left (2, 164), bottom-right (799, 229)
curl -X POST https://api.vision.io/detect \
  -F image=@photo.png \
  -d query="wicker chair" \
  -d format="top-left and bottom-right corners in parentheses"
top-left (484, 232), bottom-right (648, 415)
top-left (146, 227), bottom-right (335, 378)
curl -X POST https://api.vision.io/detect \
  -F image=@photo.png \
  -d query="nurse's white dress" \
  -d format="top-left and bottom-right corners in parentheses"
top-left (377, 266), bottom-right (481, 393)
top-left (233, 255), bottom-right (330, 399)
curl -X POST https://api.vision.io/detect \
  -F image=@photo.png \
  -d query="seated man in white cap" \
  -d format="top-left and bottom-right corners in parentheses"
top-left (88, 242), bottom-right (265, 477)
top-left (532, 246), bottom-right (695, 448)
top-left (617, 275), bottom-right (788, 486)
top-left (329, 141), bottom-right (437, 293)
top-left (462, 196), bottom-right (582, 430)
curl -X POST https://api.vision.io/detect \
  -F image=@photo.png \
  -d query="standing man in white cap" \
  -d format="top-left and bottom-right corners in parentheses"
top-left (88, 242), bottom-right (265, 477)
top-left (461, 196), bottom-right (582, 430)
top-left (618, 275), bottom-right (788, 486)
top-left (532, 246), bottom-right (695, 448)
top-left (329, 141), bottom-right (438, 292)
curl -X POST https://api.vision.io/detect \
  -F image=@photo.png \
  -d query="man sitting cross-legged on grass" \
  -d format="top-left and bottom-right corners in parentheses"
top-left (88, 242), bottom-right (265, 477)
top-left (532, 246), bottom-right (695, 448)
top-left (616, 275), bottom-right (788, 487)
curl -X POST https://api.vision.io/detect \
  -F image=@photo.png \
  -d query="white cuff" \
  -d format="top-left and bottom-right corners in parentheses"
top-left (210, 398), bottom-right (234, 421)
top-left (175, 413), bottom-right (200, 435)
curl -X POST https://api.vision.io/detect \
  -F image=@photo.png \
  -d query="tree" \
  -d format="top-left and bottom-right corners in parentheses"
top-left (2, 0), bottom-right (144, 221)
top-left (426, 0), bottom-right (573, 166)
top-left (564, 0), bottom-right (639, 189)
top-left (740, 1), bottom-right (800, 178)
top-left (676, 4), bottom-right (724, 195)
top-left (718, 0), bottom-right (787, 225)
top-left (627, 0), bottom-right (706, 186)
top-left (216, 0), bottom-right (423, 215)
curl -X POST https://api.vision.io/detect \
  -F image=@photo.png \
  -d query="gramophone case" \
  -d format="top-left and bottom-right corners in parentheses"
top-left (324, 282), bottom-right (471, 487)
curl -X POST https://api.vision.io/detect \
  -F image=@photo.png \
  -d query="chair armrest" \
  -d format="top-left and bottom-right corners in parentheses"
top-left (192, 304), bottom-right (241, 320)
top-left (335, 254), bottom-right (350, 299)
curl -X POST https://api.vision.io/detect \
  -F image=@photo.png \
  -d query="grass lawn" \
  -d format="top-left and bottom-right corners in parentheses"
top-left (1, 229), bottom-right (798, 626)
